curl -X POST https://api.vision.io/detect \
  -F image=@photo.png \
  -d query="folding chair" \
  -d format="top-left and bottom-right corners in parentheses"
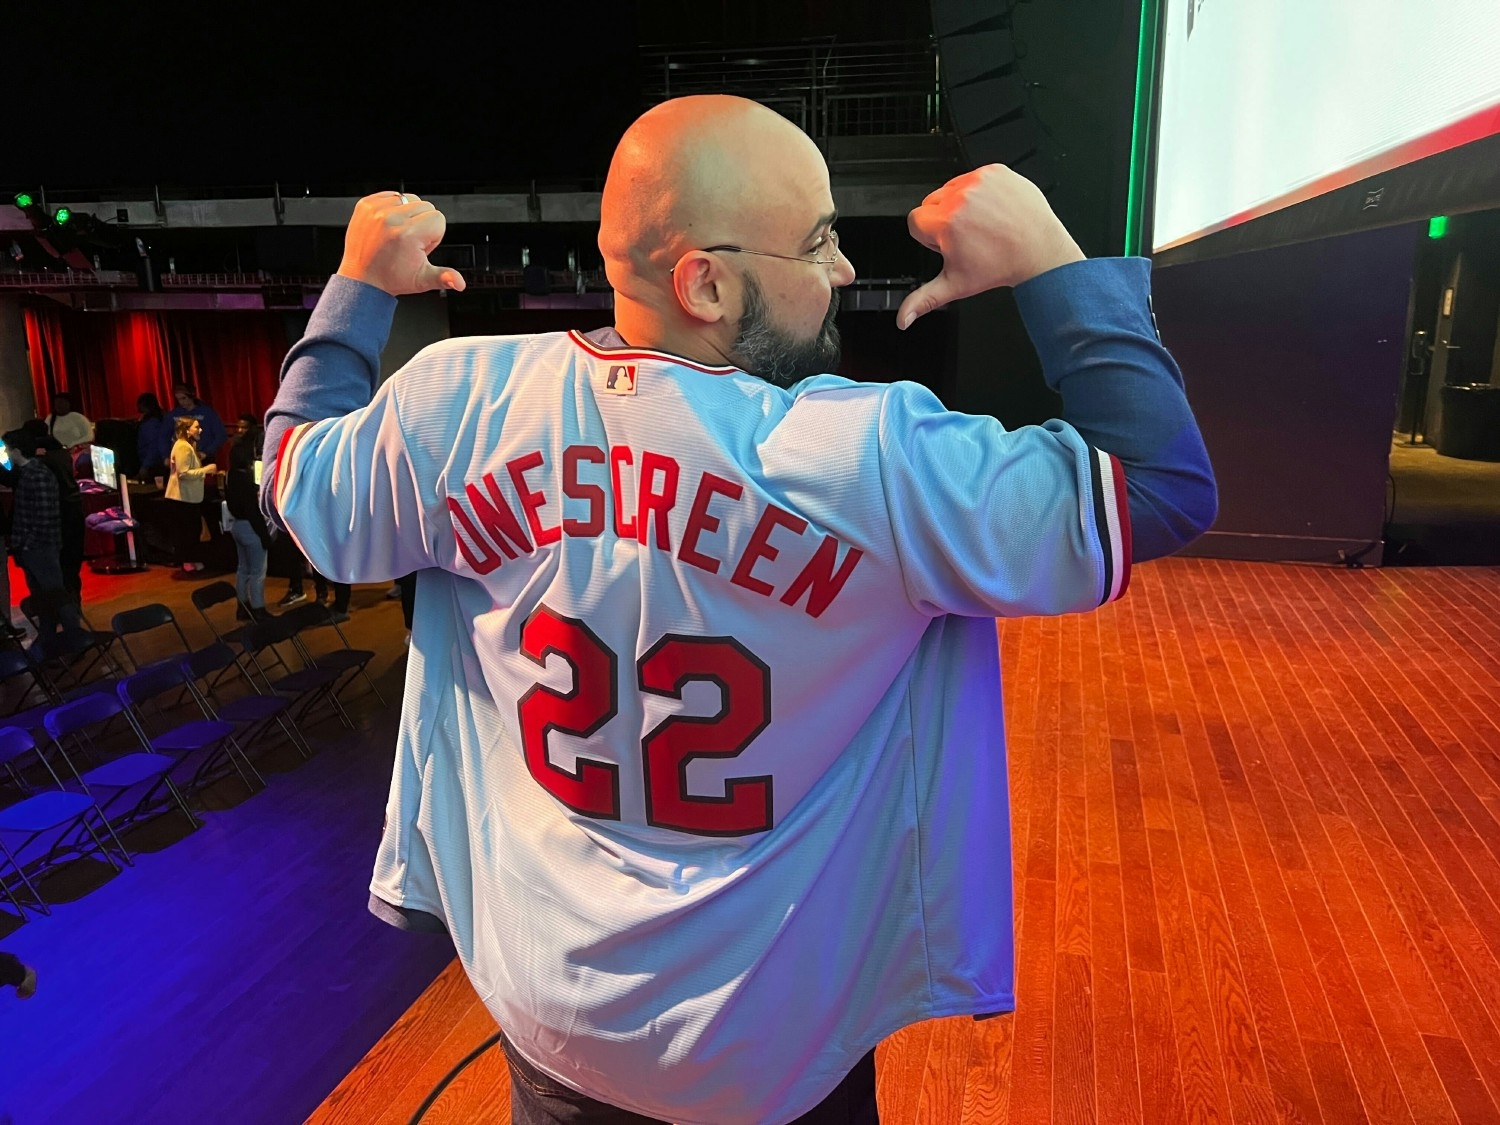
top-left (0, 649), bottom-right (69, 794)
top-left (116, 662), bottom-right (261, 796)
top-left (111, 603), bottom-right (196, 674)
top-left (236, 617), bottom-right (352, 731)
top-left (43, 694), bottom-right (201, 834)
top-left (20, 594), bottom-right (122, 688)
top-left (0, 725), bottom-right (131, 917)
top-left (179, 642), bottom-right (315, 762)
top-left (191, 581), bottom-right (292, 683)
top-left (277, 602), bottom-right (385, 708)
top-left (0, 647), bottom-right (58, 721)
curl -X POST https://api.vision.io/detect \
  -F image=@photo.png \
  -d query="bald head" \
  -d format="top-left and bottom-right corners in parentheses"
top-left (599, 96), bottom-right (831, 303)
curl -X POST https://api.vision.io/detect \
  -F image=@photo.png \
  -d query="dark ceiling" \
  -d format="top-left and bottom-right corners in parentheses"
top-left (9, 1), bottom-right (930, 194)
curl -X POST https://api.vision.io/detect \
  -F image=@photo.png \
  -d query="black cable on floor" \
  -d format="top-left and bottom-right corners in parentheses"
top-left (408, 1030), bottom-right (504, 1125)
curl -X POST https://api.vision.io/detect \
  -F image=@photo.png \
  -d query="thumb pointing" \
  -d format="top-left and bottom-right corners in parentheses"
top-left (415, 264), bottom-right (467, 293)
top-left (897, 273), bottom-right (959, 331)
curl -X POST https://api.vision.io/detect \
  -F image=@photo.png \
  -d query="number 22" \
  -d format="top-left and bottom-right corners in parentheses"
top-left (518, 605), bottom-right (773, 836)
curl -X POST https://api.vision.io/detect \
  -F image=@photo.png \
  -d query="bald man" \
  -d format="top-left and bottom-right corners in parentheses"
top-left (263, 96), bottom-right (1214, 1124)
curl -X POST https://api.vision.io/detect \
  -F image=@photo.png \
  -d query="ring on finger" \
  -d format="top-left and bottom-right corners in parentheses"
top-left (396, 192), bottom-right (409, 205)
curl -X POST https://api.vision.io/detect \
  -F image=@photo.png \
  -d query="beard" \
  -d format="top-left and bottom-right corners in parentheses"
top-left (731, 274), bottom-right (841, 389)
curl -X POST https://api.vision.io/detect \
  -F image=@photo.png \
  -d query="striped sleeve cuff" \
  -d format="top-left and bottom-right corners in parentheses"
top-left (265, 420), bottom-right (315, 536)
top-left (1089, 448), bottom-right (1131, 604)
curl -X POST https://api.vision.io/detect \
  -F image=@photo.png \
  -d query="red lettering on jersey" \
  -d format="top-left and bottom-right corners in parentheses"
top-left (639, 635), bottom-right (773, 835)
top-left (730, 505), bottom-right (808, 597)
top-left (637, 452), bottom-right (680, 550)
top-left (467, 474), bottom-right (533, 560)
top-left (518, 607), bottom-right (621, 820)
top-left (508, 451), bottom-right (560, 547)
top-left (562, 445), bottom-right (605, 538)
top-left (679, 472), bottom-right (743, 575)
top-left (610, 446), bottom-right (637, 539)
top-left (447, 497), bottom-right (504, 575)
top-left (781, 535), bottom-right (864, 618)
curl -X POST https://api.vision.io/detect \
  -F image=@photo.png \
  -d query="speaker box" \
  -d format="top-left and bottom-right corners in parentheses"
top-left (931, 0), bottom-right (1053, 188)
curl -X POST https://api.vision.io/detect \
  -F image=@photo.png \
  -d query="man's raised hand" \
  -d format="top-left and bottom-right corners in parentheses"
top-left (897, 165), bottom-right (1084, 330)
top-left (337, 192), bottom-right (467, 297)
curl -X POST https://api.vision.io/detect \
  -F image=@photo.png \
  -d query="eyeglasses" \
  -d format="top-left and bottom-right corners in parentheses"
top-left (677, 229), bottom-right (842, 270)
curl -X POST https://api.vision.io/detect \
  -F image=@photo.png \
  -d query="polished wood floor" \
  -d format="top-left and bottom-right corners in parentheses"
top-left (312, 558), bottom-right (1500, 1125)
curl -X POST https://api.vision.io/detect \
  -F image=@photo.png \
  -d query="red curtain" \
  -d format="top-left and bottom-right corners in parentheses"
top-left (23, 304), bottom-right (290, 429)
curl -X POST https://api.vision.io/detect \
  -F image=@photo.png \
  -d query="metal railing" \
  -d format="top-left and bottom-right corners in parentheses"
top-left (0, 269), bottom-right (136, 288)
top-left (8, 269), bottom-right (616, 294)
top-left (641, 39), bottom-right (945, 142)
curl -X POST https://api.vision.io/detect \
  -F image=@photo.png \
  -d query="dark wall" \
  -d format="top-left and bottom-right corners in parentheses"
top-left (639, 1), bottom-right (930, 43)
top-left (1152, 223), bottom-right (1419, 562)
top-left (1009, 0), bottom-right (1141, 259)
top-left (1447, 211), bottom-right (1500, 388)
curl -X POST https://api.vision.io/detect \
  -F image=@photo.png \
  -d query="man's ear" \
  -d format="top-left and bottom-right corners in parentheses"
top-left (671, 253), bottom-right (733, 327)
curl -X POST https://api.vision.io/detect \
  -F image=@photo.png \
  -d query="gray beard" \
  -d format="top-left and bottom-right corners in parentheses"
top-left (731, 275), bottom-right (841, 389)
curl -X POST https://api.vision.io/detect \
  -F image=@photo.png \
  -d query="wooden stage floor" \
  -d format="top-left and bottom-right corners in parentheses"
top-left (310, 558), bottom-right (1500, 1125)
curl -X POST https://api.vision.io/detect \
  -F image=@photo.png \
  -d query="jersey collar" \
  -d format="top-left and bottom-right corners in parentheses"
top-left (570, 328), bottom-right (741, 377)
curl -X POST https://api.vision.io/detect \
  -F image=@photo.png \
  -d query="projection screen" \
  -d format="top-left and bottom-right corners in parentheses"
top-left (1152, 0), bottom-right (1500, 253)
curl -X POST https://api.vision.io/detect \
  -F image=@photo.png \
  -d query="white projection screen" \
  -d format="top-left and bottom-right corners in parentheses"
top-left (1152, 0), bottom-right (1500, 253)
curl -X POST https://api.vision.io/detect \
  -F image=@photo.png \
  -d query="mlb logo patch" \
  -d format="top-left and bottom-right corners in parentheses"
top-left (603, 363), bottom-right (638, 396)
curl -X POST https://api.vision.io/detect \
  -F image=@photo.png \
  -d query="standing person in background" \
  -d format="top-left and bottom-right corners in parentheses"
top-left (396, 571), bottom-right (416, 646)
top-left (310, 568), bottom-right (352, 624)
top-left (226, 413), bottom-right (270, 620)
top-left (21, 422), bottom-right (84, 606)
top-left (0, 456), bottom-right (24, 641)
top-left (271, 539), bottom-right (309, 607)
top-left (168, 383), bottom-right (228, 466)
top-left (136, 393), bottom-right (172, 482)
top-left (2, 430), bottom-right (85, 643)
top-left (165, 417), bottom-right (216, 573)
top-left (43, 392), bottom-right (93, 453)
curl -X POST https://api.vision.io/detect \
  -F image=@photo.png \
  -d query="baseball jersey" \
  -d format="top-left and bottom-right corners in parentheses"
top-left (267, 278), bottom-right (1135, 1123)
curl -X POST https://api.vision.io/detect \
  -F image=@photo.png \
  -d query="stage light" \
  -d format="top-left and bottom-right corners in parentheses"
top-left (1428, 215), bottom-right (1449, 239)
top-left (54, 207), bottom-right (72, 226)
top-left (13, 192), bottom-right (33, 209)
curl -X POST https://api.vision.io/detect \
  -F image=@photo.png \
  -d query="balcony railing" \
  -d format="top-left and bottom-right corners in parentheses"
top-left (641, 39), bottom-right (945, 142)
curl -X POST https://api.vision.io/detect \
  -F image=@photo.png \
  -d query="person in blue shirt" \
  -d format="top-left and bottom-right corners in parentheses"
top-left (136, 392), bottom-right (173, 481)
top-left (167, 383), bottom-right (228, 466)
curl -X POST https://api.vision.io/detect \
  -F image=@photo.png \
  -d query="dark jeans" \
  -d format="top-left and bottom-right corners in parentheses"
top-left (0, 540), bottom-right (11, 626)
top-left (501, 1032), bottom-right (878, 1125)
top-left (16, 546), bottom-right (84, 637)
top-left (0, 952), bottom-right (25, 989)
top-left (168, 499), bottom-right (205, 565)
top-left (61, 504), bottom-right (83, 603)
top-left (398, 571), bottom-right (417, 630)
top-left (312, 574), bottom-right (350, 613)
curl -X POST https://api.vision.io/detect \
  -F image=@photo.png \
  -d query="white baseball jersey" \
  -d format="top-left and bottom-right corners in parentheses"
top-left (272, 325), bottom-right (1128, 1124)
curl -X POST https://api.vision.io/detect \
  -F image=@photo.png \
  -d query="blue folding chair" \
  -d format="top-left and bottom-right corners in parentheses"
top-left (21, 594), bottom-right (123, 689)
top-left (179, 642), bottom-right (314, 763)
top-left (43, 693), bottom-right (200, 833)
top-left (237, 617), bottom-right (351, 731)
top-left (111, 603), bottom-right (196, 676)
top-left (0, 725), bottom-right (131, 918)
top-left (277, 602), bottom-right (386, 708)
top-left (116, 662), bottom-right (261, 796)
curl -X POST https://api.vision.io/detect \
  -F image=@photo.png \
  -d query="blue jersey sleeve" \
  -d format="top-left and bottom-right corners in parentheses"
top-left (1013, 257), bottom-right (1216, 562)
top-left (262, 275), bottom-right (444, 581)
